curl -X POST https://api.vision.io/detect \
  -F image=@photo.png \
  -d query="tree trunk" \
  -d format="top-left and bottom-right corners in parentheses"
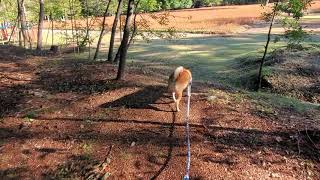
top-left (128, 11), bottom-right (138, 47)
top-left (75, 18), bottom-right (79, 53)
top-left (113, 42), bottom-right (121, 63)
top-left (22, 0), bottom-right (32, 49)
top-left (36, 0), bottom-right (44, 51)
top-left (45, 17), bottom-right (50, 46)
top-left (64, 10), bottom-right (68, 46)
top-left (69, 0), bottom-right (76, 53)
top-left (114, 0), bottom-right (139, 63)
top-left (257, 2), bottom-right (278, 91)
top-left (51, 12), bottom-right (54, 46)
top-left (107, 0), bottom-right (123, 62)
top-left (93, 0), bottom-right (112, 60)
top-left (8, 16), bottom-right (19, 43)
top-left (85, 0), bottom-right (90, 59)
top-left (70, 0), bottom-right (79, 53)
top-left (17, 0), bottom-right (28, 48)
top-left (18, 19), bottom-right (22, 47)
top-left (116, 0), bottom-right (134, 80)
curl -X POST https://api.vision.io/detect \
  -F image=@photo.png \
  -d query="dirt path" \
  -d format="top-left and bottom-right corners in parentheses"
top-left (0, 45), bottom-right (319, 179)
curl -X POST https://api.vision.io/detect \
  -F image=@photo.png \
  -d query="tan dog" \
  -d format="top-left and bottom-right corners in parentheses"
top-left (168, 66), bottom-right (192, 112)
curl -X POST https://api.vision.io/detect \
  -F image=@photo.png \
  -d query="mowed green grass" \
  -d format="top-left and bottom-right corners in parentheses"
top-left (128, 34), bottom-right (272, 86)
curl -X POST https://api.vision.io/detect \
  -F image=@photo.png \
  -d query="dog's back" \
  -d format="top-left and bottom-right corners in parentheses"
top-left (168, 66), bottom-right (192, 92)
top-left (168, 66), bottom-right (192, 111)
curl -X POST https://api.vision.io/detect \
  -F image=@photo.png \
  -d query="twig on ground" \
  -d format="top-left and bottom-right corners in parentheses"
top-left (304, 127), bottom-right (319, 150)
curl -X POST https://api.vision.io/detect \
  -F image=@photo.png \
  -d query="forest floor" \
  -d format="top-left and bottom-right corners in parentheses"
top-left (0, 44), bottom-right (319, 179)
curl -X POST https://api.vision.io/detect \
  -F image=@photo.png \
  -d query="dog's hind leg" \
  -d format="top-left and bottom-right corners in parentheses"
top-left (175, 91), bottom-right (182, 112)
top-left (172, 92), bottom-right (177, 102)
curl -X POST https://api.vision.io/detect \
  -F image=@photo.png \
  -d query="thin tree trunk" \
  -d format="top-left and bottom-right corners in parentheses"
top-left (69, 0), bottom-right (75, 53)
top-left (64, 10), bottom-right (68, 46)
top-left (114, 0), bottom-right (139, 63)
top-left (119, 15), bottom-right (122, 41)
top-left (86, 0), bottom-right (90, 59)
top-left (128, 9), bottom-right (139, 47)
top-left (22, 0), bottom-right (32, 49)
top-left (257, 2), bottom-right (278, 91)
top-left (75, 18), bottom-right (79, 53)
top-left (70, 0), bottom-right (79, 53)
top-left (107, 0), bottom-right (123, 62)
top-left (45, 17), bottom-right (50, 47)
top-left (94, 0), bottom-right (112, 60)
top-left (116, 0), bottom-right (134, 80)
top-left (73, 0), bottom-right (79, 54)
top-left (36, 0), bottom-right (44, 51)
top-left (8, 25), bottom-right (16, 43)
top-left (113, 40), bottom-right (121, 63)
top-left (8, 16), bottom-right (19, 43)
top-left (27, 26), bottom-right (33, 49)
top-left (18, 19), bottom-right (22, 46)
top-left (17, 0), bottom-right (28, 48)
top-left (51, 12), bottom-right (54, 46)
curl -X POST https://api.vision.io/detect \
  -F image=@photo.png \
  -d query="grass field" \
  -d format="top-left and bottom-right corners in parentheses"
top-left (42, 1), bottom-right (320, 34)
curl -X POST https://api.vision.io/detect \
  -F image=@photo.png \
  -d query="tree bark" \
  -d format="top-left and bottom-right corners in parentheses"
top-left (69, 0), bottom-right (76, 53)
top-left (93, 0), bottom-right (112, 60)
top-left (107, 0), bottom-right (123, 62)
top-left (84, 0), bottom-right (90, 57)
top-left (36, 0), bottom-right (44, 51)
top-left (257, 2), bottom-right (278, 91)
top-left (114, 0), bottom-right (139, 63)
top-left (116, 0), bottom-right (134, 80)
top-left (64, 10), bottom-right (68, 46)
top-left (51, 12), bottom-right (54, 46)
top-left (17, 0), bottom-right (28, 48)
top-left (8, 15), bottom-right (19, 43)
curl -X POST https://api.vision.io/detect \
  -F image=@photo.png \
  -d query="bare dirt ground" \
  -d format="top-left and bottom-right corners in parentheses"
top-left (0, 45), bottom-right (319, 179)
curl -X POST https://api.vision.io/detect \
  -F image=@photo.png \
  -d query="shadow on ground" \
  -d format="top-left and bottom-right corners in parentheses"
top-left (100, 85), bottom-right (169, 111)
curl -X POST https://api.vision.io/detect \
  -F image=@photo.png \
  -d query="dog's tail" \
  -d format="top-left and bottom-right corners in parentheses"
top-left (173, 66), bottom-right (184, 80)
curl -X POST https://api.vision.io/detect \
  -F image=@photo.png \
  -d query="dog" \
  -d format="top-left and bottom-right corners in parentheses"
top-left (168, 66), bottom-right (192, 112)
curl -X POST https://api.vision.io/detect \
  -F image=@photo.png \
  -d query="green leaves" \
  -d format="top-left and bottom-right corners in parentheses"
top-left (262, 0), bottom-right (313, 48)
top-left (0, 0), bottom-right (18, 22)
top-left (139, 0), bottom-right (160, 12)
top-left (279, 0), bottom-right (312, 48)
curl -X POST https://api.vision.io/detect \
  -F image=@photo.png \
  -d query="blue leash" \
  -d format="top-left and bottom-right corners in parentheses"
top-left (184, 82), bottom-right (192, 180)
